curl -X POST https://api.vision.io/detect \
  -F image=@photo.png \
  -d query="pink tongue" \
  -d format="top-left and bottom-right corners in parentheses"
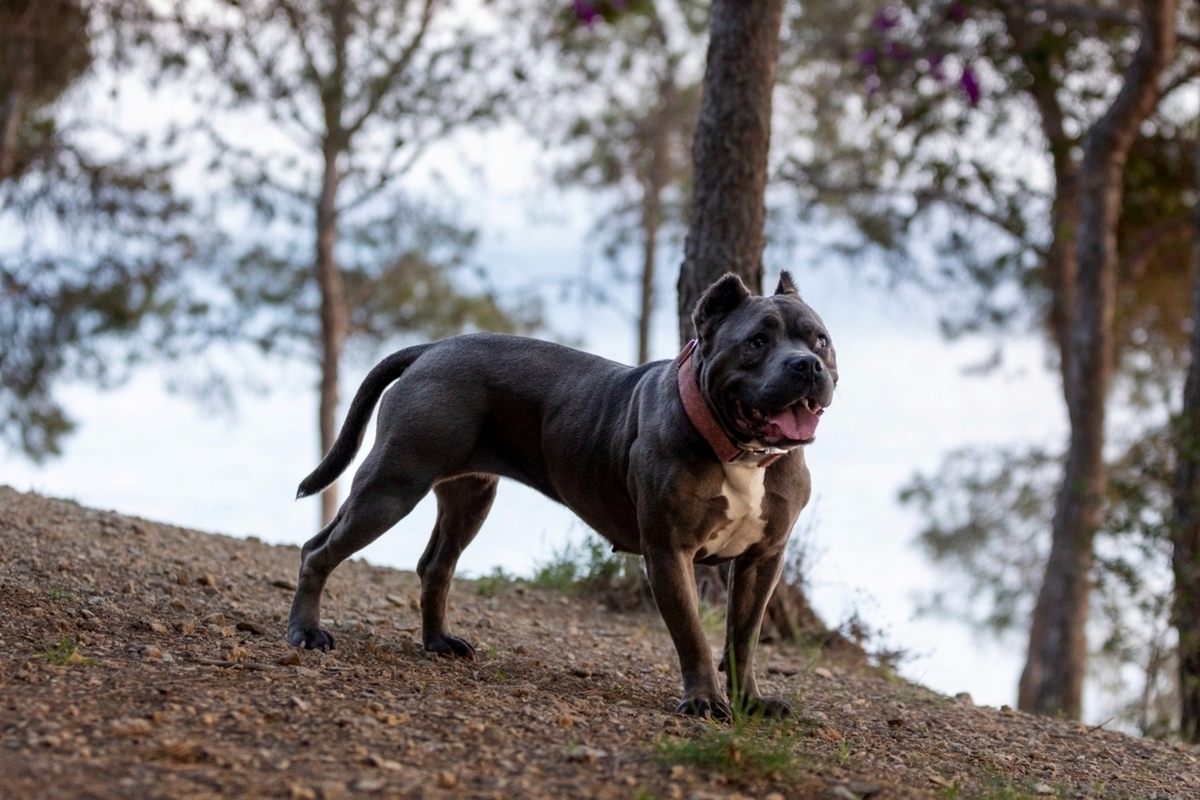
top-left (767, 404), bottom-right (820, 441)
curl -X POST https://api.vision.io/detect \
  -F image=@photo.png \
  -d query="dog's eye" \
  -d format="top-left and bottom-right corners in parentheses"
top-left (816, 335), bottom-right (829, 350)
top-left (748, 333), bottom-right (769, 349)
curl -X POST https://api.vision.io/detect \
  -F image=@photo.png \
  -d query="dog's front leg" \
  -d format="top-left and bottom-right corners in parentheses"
top-left (642, 544), bottom-right (731, 720)
top-left (721, 549), bottom-right (792, 717)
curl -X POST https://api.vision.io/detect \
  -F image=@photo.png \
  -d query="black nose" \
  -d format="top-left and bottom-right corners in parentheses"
top-left (788, 354), bottom-right (823, 376)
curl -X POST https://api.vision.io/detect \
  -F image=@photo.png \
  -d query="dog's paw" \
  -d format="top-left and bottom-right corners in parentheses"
top-left (288, 626), bottom-right (336, 652)
top-left (675, 696), bottom-right (733, 721)
top-left (736, 695), bottom-right (793, 719)
top-left (425, 634), bottom-right (477, 661)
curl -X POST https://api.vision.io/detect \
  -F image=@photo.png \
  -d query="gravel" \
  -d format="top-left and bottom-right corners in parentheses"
top-left (1, 485), bottom-right (1197, 799)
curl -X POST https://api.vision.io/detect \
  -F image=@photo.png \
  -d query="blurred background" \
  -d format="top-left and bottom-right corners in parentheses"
top-left (3, 0), bottom-right (1198, 738)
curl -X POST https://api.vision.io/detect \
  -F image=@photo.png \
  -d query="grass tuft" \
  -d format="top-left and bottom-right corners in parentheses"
top-left (656, 715), bottom-right (811, 782)
top-left (44, 636), bottom-right (92, 666)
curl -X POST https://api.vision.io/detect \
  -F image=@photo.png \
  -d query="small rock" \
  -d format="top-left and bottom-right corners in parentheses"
top-left (287, 783), bottom-right (317, 800)
top-left (1034, 784), bottom-right (1054, 796)
top-left (954, 691), bottom-right (974, 705)
top-left (349, 776), bottom-right (385, 793)
top-left (886, 717), bottom-right (905, 728)
top-left (203, 613), bottom-right (225, 626)
top-left (288, 696), bottom-right (311, 712)
top-left (385, 594), bottom-right (405, 606)
top-left (566, 745), bottom-right (606, 763)
top-left (365, 754), bottom-right (402, 771)
top-left (848, 781), bottom-right (883, 797)
top-left (236, 620), bottom-right (266, 636)
top-left (828, 787), bottom-right (857, 800)
top-left (149, 620), bottom-right (169, 634)
top-left (111, 718), bottom-right (153, 738)
top-left (271, 578), bottom-right (298, 591)
top-left (436, 771), bottom-right (457, 789)
top-left (813, 666), bottom-right (834, 679)
top-left (278, 651), bottom-right (302, 666)
top-left (197, 574), bottom-right (217, 587)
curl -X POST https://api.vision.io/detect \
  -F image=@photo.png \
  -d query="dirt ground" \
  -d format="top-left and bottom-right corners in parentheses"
top-left (1, 485), bottom-right (1197, 799)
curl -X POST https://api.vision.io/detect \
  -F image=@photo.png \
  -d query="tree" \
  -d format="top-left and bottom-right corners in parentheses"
top-left (1022, 0), bottom-right (1176, 719)
top-left (524, 1), bottom-right (703, 364)
top-left (675, 0), bottom-right (784, 343)
top-left (170, 0), bottom-right (541, 523)
top-left (1, 0), bottom-right (199, 462)
top-left (902, 439), bottom-right (1179, 735)
top-left (780, 0), bottom-right (1190, 719)
top-left (1172, 133), bottom-right (1200, 743)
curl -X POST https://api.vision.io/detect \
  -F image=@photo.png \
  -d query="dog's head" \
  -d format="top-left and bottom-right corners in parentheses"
top-left (691, 271), bottom-right (837, 448)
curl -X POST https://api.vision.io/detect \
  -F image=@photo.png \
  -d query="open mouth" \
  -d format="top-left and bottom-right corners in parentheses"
top-left (735, 396), bottom-right (824, 444)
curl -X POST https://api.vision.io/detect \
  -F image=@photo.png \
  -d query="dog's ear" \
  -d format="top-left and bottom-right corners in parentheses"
top-left (774, 271), bottom-right (800, 297)
top-left (692, 273), bottom-right (752, 336)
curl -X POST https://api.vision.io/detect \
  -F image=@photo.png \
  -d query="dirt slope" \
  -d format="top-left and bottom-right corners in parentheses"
top-left (0, 485), bottom-right (1197, 799)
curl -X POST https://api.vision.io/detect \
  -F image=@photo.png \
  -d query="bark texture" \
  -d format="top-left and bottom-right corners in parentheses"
top-left (676, 0), bottom-right (783, 341)
top-left (1018, 0), bottom-right (1175, 718)
top-left (1172, 134), bottom-right (1200, 743)
top-left (675, 0), bottom-right (825, 641)
top-left (315, 0), bottom-right (352, 525)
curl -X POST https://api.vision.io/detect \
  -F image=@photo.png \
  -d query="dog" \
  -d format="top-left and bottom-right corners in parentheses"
top-left (287, 271), bottom-right (837, 719)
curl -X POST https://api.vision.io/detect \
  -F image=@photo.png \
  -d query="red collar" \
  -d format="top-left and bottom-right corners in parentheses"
top-left (675, 340), bottom-right (783, 468)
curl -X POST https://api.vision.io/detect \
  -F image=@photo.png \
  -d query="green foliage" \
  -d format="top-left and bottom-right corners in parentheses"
top-left (902, 433), bottom-right (1181, 735)
top-left (47, 587), bottom-right (75, 602)
top-left (529, 533), bottom-right (648, 605)
top-left (474, 566), bottom-right (519, 598)
top-left (516, 0), bottom-right (705, 359)
top-left (166, 0), bottom-right (542, 390)
top-left (0, 4), bottom-right (200, 462)
top-left (778, 0), bottom-right (1197, 385)
top-left (656, 715), bottom-right (810, 782)
top-left (43, 636), bottom-right (91, 666)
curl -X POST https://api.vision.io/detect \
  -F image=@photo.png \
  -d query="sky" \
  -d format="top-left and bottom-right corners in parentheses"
top-left (0, 94), bottom-right (1084, 715)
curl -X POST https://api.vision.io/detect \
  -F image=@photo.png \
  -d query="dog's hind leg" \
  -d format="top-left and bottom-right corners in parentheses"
top-left (415, 474), bottom-right (499, 659)
top-left (287, 458), bottom-right (437, 652)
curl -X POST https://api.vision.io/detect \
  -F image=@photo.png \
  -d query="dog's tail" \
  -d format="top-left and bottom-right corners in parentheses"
top-left (296, 343), bottom-right (436, 499)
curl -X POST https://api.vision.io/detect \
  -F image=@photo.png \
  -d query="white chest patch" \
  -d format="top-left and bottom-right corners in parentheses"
top-left (698, 463), bottom-right (767, 560)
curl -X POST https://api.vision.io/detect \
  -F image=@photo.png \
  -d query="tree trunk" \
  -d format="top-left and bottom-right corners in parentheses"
top-left (315, 144), bottom-right (347, 525)
top-left (0, 44), bottom-right (33, 183)
top-left (637, 194), bottom-right (659, 366)
top-left (676, 0), bottom-right (805, 616)
top-left (1018, 0), bottom-right (1175, 718)
top-left (314, 0), bottom-right (351, 525)
top-left (676, 0), bottom-right (782, 341)
top-left (1172, 133), bottom-right (1200, 743)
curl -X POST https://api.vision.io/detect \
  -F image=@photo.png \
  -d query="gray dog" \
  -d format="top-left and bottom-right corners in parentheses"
top-left (287, 271), bottom-right (837, 719)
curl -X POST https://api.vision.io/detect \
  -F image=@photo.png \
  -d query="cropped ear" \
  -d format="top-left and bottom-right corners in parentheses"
top-left (774, 271), bottom-right (799, 297)
top-left (692, 273), bottom-right (752, 336)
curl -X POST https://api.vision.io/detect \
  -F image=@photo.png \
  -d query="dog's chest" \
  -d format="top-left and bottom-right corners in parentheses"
top-left (697, 464), bottom-right (767, 560)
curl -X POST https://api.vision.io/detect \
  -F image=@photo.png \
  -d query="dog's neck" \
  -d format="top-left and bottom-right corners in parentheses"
top-left (675, 340), bottom-right (787, 468)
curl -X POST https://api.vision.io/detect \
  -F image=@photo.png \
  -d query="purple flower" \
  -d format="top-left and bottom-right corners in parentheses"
top-left (928, 53), bottom-right (945, 82)
top-left (871, 8), bottom-right (899, 32)
top-left (572, 0), bottom-right (600, 25)
top-left (946, 2), bottom-right (967, 22)
top-left (858, 48), bottom-right (879, 67)
top-left (885, 41), bottom-right (911, 62)
top-left (959, 66), bottom-right (981, 105)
